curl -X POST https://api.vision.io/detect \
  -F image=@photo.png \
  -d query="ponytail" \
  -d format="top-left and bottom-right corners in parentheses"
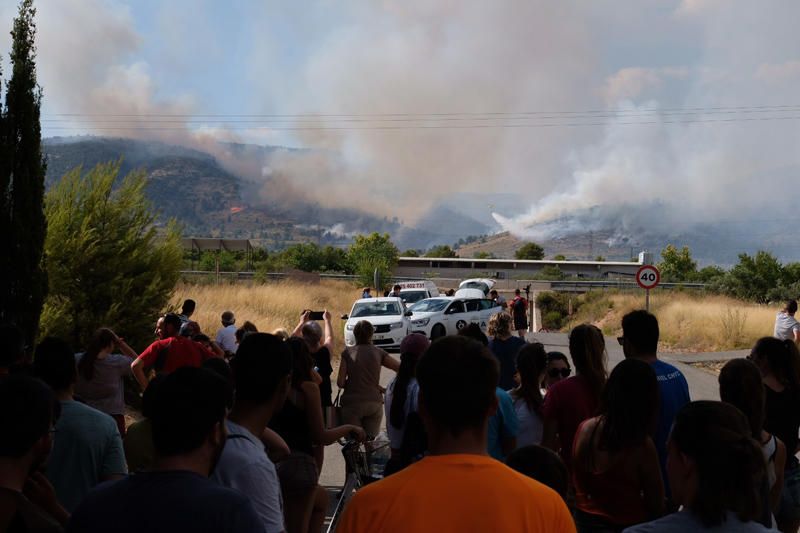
top-left (78, 328), bottom-right (116, 381)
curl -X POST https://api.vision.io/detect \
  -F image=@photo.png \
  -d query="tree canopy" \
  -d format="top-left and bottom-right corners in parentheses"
top-left (658, 244), bottom-right (698, 282)
top-left (40, 162), bottom-right (183, 348)
top-left (0, 0), bottom-right (47, 346)
top-left (515, 242), bottom-right (545, 260)
top-left (347, 232), bottom-right (399, 288)
top-left (425, 245), bottom-right (458, 258)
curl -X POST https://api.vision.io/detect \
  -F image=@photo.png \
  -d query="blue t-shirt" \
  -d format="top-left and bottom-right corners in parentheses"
top-left (67, 470), bottom-right (266, 533)
top-left (488, 388), bottom-right (519, 460)
top-left (488, 336), bottom-right (527, 391)
top-left (651, 360), bottom-right (690, 492)
top-left (47, 400), bottom-right (128, 512)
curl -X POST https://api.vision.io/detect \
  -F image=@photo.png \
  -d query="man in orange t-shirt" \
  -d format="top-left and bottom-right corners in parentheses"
top-left (337, 336), bottom-right (575, 533)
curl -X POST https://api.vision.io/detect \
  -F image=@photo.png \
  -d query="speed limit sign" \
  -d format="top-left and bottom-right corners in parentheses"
top-left (636, 265), bottom-right (660, 290)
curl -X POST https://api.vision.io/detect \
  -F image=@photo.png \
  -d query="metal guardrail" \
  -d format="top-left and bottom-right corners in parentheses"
top-left (179, 271), bottom-right (707, 292)
top-left (549, 280), bottom-right (707, 291)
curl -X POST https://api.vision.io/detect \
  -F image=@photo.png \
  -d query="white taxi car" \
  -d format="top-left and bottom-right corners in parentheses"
top-left (342, 297), bottom-right (412, 350)
top-left (408, 296), bottom-right (502, 340)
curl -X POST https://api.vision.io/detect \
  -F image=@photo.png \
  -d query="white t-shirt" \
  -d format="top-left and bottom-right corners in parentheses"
top-left (774, 312), bottom-right (800, 341)
top-left (211, 420), bottom-right (283, 533)
top-left (512, 397), bottom-right (543, 448)
top-left (215, 324), bottom-right (238, 353)
top-left (384, 377), bottom-right (419, 449)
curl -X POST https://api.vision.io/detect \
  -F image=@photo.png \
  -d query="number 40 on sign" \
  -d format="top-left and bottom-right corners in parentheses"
top-left (636, 265), bottom-right (660, 311)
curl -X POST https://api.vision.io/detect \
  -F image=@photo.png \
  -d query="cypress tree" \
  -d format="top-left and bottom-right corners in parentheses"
top-left (0, 0), bottom-right (47, 347)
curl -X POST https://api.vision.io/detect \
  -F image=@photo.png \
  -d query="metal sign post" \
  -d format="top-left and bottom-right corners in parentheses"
top-left (636, 265), bottom-right (660, 311)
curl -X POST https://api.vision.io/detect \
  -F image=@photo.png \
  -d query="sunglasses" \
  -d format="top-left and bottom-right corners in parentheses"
top-left (548, 368), bottom-right (571, 378)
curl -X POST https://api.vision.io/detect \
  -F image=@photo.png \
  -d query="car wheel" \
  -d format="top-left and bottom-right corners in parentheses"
top-left (431, 324), bottom-right (446, 340)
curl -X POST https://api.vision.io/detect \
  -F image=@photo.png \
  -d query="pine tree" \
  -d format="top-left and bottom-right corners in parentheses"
top-left (0, 0), bottom-right (48, 346)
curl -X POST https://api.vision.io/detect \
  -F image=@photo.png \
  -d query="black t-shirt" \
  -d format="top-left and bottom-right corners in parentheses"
top-left (764, 384), bottom-right (800, 469)
top-left (66, 471), bottom-right (265, 533)
top-left (314, 347), bottom-right (333, 407)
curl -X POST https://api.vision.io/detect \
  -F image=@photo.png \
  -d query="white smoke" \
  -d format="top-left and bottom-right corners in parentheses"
top-left (495, 1), bottom-right (800, 241)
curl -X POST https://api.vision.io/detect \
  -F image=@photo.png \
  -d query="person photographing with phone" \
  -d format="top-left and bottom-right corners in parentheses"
top-left (292, 310), bottom-right (335, 412)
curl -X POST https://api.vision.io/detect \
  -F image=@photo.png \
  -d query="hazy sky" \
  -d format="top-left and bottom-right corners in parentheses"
top-left (1, 0), bottom-right (798, 237)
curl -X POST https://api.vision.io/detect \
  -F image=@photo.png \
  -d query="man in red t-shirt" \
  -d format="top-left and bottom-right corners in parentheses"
top-left (132, 314), bottom-right (219, 389)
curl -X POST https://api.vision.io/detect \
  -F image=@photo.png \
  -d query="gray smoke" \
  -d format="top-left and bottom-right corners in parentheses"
top-left (3, 0), bottom-right (799, 239)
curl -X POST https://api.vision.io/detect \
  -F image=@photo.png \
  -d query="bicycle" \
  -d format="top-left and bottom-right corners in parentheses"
top-left (325, 437), bottom-right (389, 532)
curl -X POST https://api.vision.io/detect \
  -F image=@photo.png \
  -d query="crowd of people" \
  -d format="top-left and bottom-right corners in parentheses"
top-left (2, 293), bottom-right (800, 532)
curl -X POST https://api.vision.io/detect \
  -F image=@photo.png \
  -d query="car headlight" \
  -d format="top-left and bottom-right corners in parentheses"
top-left (346, 323), bottom-right (355, 331)
top-left (390, 322), bottom-right (404, 330)
top-left (412, 318), bottom-right (430, 327)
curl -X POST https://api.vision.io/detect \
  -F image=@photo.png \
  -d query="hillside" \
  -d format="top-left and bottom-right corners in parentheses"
top-left (42, 137), bottom-right (445, 249)
top-left (455, 231), bottom-right (639, 261)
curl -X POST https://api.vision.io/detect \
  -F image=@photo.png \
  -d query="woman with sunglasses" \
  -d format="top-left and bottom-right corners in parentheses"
top-left (545, 352), bottom-right (571, 389)
top-left (749, 336), bottom-right (800, 533)
top-left (510, 343), bottom-right (548, 447)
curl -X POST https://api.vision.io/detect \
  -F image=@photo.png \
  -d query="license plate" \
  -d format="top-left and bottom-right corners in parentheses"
top-left (374, 335), bottom-right (385, 340)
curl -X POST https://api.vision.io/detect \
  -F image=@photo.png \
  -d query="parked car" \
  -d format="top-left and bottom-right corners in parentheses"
top-left (408, 296), bottom-right (501, 339)
top-left (342, 297), bottom-right (412, 350)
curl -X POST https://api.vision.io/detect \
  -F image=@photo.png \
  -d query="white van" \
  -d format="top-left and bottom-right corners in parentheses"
top-left (397, 280), bottom-right (440, 305)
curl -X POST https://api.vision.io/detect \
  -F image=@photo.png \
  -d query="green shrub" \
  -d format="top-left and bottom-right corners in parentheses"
top-left (40, 162), bottom-right (182, 349)
top-left (542, 311), bottom-right (564, 330)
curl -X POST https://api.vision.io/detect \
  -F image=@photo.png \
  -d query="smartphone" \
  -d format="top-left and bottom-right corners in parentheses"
top-left (307, 311), bottom-right (325, 320)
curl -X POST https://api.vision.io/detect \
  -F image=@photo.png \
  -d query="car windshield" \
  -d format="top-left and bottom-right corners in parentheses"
top-left (459, 281), bottom-right (490, 294)
top-left (409, 299), bottom-right (450, 313)
top-left (351, 301), bottom-right (402, 317)
top-left (400, 290), bottom-right (427, 304)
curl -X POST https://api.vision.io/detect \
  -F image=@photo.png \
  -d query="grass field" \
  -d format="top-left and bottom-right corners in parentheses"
top-left (566, 290), bottom-right (779, 352)
top-left (169, 279), bottom-right (361, 356)
top-left (170, 281), bottom-right (779, 354)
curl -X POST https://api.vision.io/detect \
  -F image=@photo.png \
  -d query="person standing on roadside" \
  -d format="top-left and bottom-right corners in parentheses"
top-left (215, 311), bottom-right (238, 356)
top-left (490, 290), bottom-right (508, 310)
top-left (67, 367), bottom-right (266, 533)
top-left (510, 289), bottom-right (529, 338)
top-left (0, 375), bottom-right (70, 530)
top-left (749, 336), bottom-right (800, 533)
top-left (542, 324), bottom-right (607, 471)
top-left (34, 337), bottom-right (128, 513)
top-left (361, 287), bottom-right (372, 299)
top-left (131, 313), bottom-right (222, 390)
top-left (338, 336), bottom-right (575, 533)
top-left (389, 285), bottom-right (402, 299)
top-left (774, 300), bottom-right (800, 343)
top-left (619, 310), bottom-right (689, 501)
top-left (75, 328), bottom-right (138, 437)
top-left (488, 313), bottom-right (527, 391)
top-left (337, 321), bottom-right (400, 438)
top-left (212, 333), bottom-right (292, 533)
top-left (292, 310), bottom-right (335, 410)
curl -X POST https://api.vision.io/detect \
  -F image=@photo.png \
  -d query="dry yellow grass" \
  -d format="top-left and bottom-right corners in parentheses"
top-left (169, 279), bottom-right (360, 356)
top-left (567, 291), bottom-right (779, 352)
